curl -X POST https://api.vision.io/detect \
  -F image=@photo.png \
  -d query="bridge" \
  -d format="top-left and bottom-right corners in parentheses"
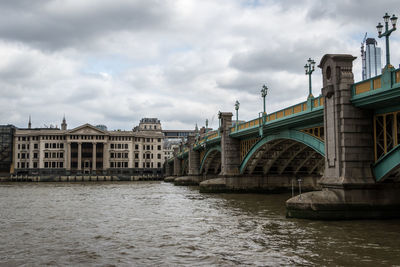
top-left (166, 54), bottom-right (400, 220)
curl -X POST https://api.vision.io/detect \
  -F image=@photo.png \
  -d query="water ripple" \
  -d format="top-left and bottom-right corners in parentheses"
top-left (0, 182), bottom-right (400, 266)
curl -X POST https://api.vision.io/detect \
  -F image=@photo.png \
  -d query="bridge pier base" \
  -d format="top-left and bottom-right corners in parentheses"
top-left (199, 175), bottom-right (321, 193)
top-left (286, 184), bottom-right (400, 219)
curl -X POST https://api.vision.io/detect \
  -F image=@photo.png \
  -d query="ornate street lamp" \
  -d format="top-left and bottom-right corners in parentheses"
top-left (235, 100), bottom-right (240, 130)
top-left (304, 58), bottom-right (316, 99)
top-left (377, 12), bottom-right (397, 67)
top-left (261, 84), bottom-right (268, 115)
top-left (205, 119), bottom-right (209, 133)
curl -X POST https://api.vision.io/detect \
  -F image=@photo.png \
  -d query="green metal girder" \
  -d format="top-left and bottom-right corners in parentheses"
top-left (199, 145), bottom-right (221, 173)
top-left (351, 82), bottom-right (400, 109)
top-left (373, 144), bottom-right (400, 182)
top-left (239, 129), bottom-right (325, 174)
top-left (230, 107), bottom-right (324, 139)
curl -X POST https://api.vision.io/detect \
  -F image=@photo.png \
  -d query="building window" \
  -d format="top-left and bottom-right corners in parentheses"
top-left (22, 144), bottom-right (26, 150)
top-left (34, 153), bottom-right (38, 159)
top-left (158, 138), bottom-right (161, 142)
top-left (158, 145), bottom-right (161, 150)
top-left (125, 144), bottom-right (128, 149)
top-left (157, 162), bottom-right (161, 168)
top-left (157, 154), bottom-right (161, 159)
top-left (21, 153), bottom-right (25, 159)
top-left (34, 144), bottom-right (38, 149)
top-left (60, 143), bottom-right (64, 149)
top-left (135, 144), bottom-right (139, 150)
top-left (124, 153), bottom-right (128, 158)
top-left (45, 162), bottom-right (48, 168)
top-left (111, 144), bottom-right (114, 149)
top-left (60, 152), bottom-right (63, 158)
top-left (60, 162), bottom-right (63, 168)
top-left (135, 153), bottom-right (139, 159)
top-left (135, 162), bottom-right (139, 168)
top-left (33, 162), bottom-right (38, 168)
top-left (21, 162), bottom-right (25, 168)
top-left (52, 143), bottom-right (56, 149)
top-left (111, 153), bottom-right (114, 158)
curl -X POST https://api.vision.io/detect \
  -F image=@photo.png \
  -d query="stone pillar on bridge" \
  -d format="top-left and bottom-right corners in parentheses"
top-left (319, 54), bottom-right (375, 186)
top-left (165, 162), bottom-right (171, 176)
top-left (287, 54), bottom-right (400, 219)
top-left (187, 134), bottom-right (200, 176)
top-left (219, 112), bottom-right (240, 176)
top-left (173, 147), bottom-right (181, 176)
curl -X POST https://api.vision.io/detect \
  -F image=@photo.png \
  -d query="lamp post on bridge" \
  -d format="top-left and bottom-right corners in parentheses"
top-left (376, 12), bottom-right (397, 68)
top-left (205, 119), bottom-right (209, 134)
top-left (304, 58), bottom-right (316, 99)
top-left (235, 100), bottom-right (240, 131)
top-left (261, 84), bottom-right (268, 116)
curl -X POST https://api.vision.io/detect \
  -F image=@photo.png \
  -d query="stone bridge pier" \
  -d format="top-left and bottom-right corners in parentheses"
top-left (173, 147), bottom-right (181, 176)
top-left (286, 54), bottom-right (400, 219)
top-left (174, 134), bottom-right (204, 185)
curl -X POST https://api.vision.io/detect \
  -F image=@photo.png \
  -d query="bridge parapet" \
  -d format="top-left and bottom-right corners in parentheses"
top-left (230, 95), bottom-right (325, 135)
top-left (351, 66), bottom-right (400, 108)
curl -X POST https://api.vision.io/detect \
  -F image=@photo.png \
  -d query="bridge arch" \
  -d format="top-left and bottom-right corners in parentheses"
top-left (373, 145), bottom-right (400, 182)
top-left (199, 146), bottom-right (221, 175)
top-left (240, 130), bottom-right (325, 175)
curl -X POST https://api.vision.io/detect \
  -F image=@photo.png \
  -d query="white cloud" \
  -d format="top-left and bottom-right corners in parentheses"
top-left (0, 0), bottom-right (399, 131)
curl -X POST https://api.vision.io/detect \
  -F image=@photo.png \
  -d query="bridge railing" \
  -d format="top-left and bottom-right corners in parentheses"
top-left (230, 95), bottom-right (325, 134)
top-left (352, 67), bottom-right (400, 97)
top-left (173, 130), bottom-right (221, 158)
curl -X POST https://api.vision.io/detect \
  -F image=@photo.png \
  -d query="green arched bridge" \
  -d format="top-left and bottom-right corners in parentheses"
top-left (166, 54), bottom-right (400, 220)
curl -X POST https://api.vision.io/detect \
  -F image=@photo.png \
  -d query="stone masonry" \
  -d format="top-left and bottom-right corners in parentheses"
top-left (219, 112), bottom-right (240, 176)
top-left (319, 54), bottom-right (375, 187)
top-left (173, 147), bottom-right (181, 176)
top-left (187, 135), bottom-right (200, 176)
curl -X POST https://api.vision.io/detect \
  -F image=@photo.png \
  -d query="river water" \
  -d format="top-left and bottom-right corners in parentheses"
top-left (0, 182), bottom-right (399, 266)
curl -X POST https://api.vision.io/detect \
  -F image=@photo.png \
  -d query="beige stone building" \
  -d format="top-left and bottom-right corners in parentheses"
top-left (13, 117), bottom-right (164, 177)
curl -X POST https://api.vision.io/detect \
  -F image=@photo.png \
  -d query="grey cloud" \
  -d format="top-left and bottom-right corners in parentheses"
top-left (306, 0), bottom-right (400, 22)
top-left (0, 0), bottom-right (174, 50)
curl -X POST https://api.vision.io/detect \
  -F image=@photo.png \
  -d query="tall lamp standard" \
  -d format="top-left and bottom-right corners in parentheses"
top-left (261, 84), bottom-right (268, 116)
top-left (376, 13), bottom-right (397, 68)
top-left (304, 58), bottom-right (316, 99)
top-left (235, 100), bottom-right (240, 131)
top-left (205, 119), bottom-right (209, 134)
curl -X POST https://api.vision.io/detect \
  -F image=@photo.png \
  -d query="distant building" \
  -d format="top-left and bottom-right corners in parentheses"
top-left (162, 130), bottom-right (195, 139)
top-left (162, 129), bottom-right (196, 162)
top-left (11, 117), bottom-right (165, 177)
top-left (362, 38), bottom-right (382, 80)
top-left (0, 125), bottom-right (15, 175)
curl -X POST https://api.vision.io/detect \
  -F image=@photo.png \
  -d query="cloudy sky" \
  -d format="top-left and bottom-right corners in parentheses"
top-left (0, 0), bottom-right (399, 130)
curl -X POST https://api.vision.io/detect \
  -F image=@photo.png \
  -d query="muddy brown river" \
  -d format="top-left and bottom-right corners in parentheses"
top-left (1, 182), bottom-right (399, 266)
